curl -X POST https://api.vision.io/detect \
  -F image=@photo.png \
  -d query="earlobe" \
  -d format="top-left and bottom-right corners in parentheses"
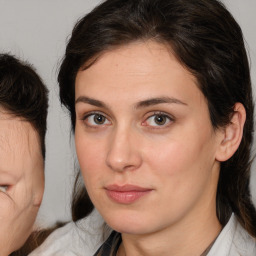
top-left (215, 103), bottom-right (246, 162)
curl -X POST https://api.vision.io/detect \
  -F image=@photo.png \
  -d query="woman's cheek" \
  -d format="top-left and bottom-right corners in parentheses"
top-left (143, 137), bottom-right (187, 175)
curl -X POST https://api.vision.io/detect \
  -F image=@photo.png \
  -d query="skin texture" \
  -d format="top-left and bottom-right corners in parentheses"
top-left (74, 41), bottom-right (245, 256)
top-left (0, 111), bottom-right (44, 256)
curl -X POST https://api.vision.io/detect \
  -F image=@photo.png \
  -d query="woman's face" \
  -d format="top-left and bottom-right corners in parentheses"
top-left (0, 111), bottom-right (44, 254)
top-left (75, 41), bottom-right (223, 235)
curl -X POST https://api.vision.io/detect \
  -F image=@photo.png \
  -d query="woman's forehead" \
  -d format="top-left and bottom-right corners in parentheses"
top-left (75, 41), bottom-right (202, 109)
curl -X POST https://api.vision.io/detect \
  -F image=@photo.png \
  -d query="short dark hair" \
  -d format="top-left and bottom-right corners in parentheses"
top-left (58, 0), bottom-right (256, 236)
top-left (0, 54), bottom-right (48, 158)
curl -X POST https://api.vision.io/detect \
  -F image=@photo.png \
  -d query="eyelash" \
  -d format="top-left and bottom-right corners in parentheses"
top-left (81, 111), bottom-right (174, 129)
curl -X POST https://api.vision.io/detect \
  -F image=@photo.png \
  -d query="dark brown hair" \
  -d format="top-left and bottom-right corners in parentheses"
top-left (58, 0), bottom-right (256, 236)
top-left (0, 54), bottom-right (48, 158)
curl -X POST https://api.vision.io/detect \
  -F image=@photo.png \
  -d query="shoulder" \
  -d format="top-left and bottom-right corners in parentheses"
top-left (29, 211), bottom-right (104, 256)
top-left (230, 218), bottom-right (256, 256)
top-left (208, 214), bottom-right (256, 256)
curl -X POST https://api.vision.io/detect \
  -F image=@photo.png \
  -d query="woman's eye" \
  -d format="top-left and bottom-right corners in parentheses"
top-left (144, 114), bottom-right (173, 127)
top-left (84, 113), bottom-right (111, 126)
top-left (0, 185), bottom-right (8, 193)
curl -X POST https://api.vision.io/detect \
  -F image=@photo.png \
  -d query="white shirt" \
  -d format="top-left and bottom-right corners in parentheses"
top-left (208, 213), bottom-right (256, 256)
top-left (29, 213), bottom-right (256, 256)
top-left (29, 210), bottom-right (105, 256)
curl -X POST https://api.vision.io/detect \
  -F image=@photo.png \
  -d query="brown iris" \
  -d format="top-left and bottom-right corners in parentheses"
top-left (154, 115), bottom-right (167, 125)
top-left (94, 114), bottom-right (106, 124)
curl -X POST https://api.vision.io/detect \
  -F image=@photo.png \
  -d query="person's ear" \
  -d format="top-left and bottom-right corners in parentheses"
top-left (215, 102), bottom-right (246, 162)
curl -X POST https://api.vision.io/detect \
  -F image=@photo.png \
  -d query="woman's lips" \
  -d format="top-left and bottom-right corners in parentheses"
top-left (105, 184), bottom-right (153, 204)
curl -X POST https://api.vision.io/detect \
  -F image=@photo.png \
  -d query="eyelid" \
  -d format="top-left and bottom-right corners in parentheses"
top-left (81, 110), bottom-right (108, 119)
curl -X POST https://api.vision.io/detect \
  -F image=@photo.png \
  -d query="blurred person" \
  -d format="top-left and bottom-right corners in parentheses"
top-left (0, 54), bottom-right (48, 256)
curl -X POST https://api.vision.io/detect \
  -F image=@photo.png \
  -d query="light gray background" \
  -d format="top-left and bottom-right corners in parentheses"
top-left (0, 0), bottom-right (255, 227)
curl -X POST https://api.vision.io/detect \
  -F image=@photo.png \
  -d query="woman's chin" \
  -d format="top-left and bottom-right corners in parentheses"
top-left (103, 214), bottom-right (155, 235)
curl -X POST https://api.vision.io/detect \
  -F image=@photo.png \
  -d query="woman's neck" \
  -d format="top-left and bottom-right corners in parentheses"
top-left (117, 209), bottom-right (222, 256)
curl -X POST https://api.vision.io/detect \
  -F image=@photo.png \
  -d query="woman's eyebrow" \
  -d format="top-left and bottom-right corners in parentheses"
top-left (135, 97), bottom-right (187, 108)
top-left (75, 96), bottom-right (187, 109)
top-left (75, 96), bottom-right (108, 109)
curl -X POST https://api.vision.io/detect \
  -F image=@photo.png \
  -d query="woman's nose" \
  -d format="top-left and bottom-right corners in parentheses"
top-left (105, 128), bottom-right (142, 172)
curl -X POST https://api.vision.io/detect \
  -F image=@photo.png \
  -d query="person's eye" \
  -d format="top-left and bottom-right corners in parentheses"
top-left (143, 113), bottom-right (174, 128)
top-left (0, 185), bottom-right (8, 193)
top-left (83, 113), bottom-right (111, 127)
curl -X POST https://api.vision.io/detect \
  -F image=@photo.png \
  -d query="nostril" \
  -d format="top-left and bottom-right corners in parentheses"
top-left (106, 149), bottom-right (142, 172)
top-left (106, 156), bottom-right (128, 172)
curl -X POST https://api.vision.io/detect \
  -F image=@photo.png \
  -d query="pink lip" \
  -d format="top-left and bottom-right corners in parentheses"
top-left (105, 184), bottom-right (152, 204)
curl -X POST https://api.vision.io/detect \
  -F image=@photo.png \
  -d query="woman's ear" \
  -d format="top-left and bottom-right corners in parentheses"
top-left (215, 102), bottom-right (246, 162)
